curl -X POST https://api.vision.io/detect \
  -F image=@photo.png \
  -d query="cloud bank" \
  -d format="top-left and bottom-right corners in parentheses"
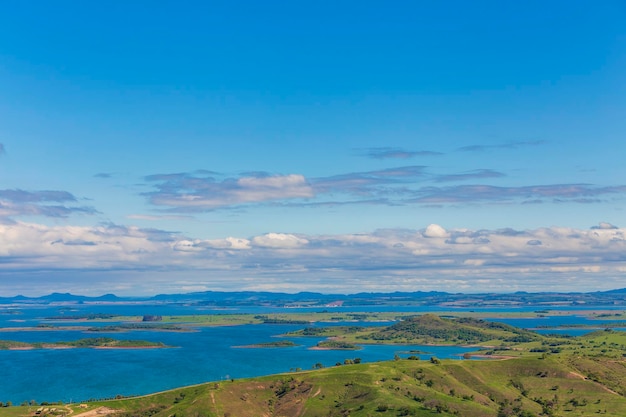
top-left (1, 221), bottom-right (624, 295)
top-left (141, 169), bottom-right (626, 212)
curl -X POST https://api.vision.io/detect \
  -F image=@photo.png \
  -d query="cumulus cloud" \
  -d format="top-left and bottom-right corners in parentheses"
top-left (423, 224), bottom-right (449, 238)
top-left (172, 237), bottom-right (252, 251)
top-left (251, 233), bottom-right (309, 248)
top-left (592, 222), bottom-right (618, 230)
top-left (204, 237), bottom-right (252, 250)
top-left (3, 221), bottom-right (625, 295)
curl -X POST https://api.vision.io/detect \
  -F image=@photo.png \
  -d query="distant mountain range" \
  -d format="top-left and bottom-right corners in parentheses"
top-left (1, 288), bottom-right (625, 307)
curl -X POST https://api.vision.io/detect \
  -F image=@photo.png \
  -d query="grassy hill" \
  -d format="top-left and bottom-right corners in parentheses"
top-left (288, 314), bottom-right (540, 346)
top-left (361, 314), bottom-right (540, 344)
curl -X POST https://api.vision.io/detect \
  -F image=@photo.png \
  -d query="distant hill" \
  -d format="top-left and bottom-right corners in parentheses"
top-left (1, 288), bottom-right (625, 307)
top-left (0, 292), bottom-right (124, 304)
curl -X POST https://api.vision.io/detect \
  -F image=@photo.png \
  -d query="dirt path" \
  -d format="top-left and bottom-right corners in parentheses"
top-left (72, 407), bottom-right (118, 417)
top-left (567, 371), bottom-right (620, 395)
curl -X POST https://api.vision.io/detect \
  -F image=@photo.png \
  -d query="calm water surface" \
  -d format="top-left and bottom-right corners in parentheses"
top-left (0, 303), bottom-right (624, 404)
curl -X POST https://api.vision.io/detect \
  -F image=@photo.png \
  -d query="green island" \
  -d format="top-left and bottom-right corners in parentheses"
top-left (314, 340), bottom-right (360, 350)
top-left (234, 340), bottom-right (300, 348)
top-left (0, 337), bottom-right (168, 350)
top-left (85, 324), bottom-right (189, 332)
top-left (2, 315), bottom-right (626, 416)
top-left (287, 314), bottom-right (540, 347)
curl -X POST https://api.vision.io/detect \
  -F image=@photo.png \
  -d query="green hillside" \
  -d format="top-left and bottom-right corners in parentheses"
top-left (288, 314), bottom-right (540, 346)
top-left (7, 353), bottom-right (625, 417)
top-left (361, 314), bottom-right (540, 344)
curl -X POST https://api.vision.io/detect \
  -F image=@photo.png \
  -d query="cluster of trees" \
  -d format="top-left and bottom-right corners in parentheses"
top-left (253, 315), bottom-right (308, 324)
top-left (335, 357), bottom-right (362, 366)
top-left (0, 400), bottom-right (66, 408)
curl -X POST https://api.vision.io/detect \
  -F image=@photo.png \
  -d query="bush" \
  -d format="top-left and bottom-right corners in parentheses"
top-left (376, 404), bottom-right (389, 412)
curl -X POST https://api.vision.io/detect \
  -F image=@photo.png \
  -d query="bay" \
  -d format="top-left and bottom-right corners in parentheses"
top-left (1, 303), bottom-right (624, 404)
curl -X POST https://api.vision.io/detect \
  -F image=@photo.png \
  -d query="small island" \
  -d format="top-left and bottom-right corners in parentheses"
top-left (312, 340), bottom-right (360, 350)
top-left (86, 323), bottom-right (189, 332)
top-left (0, 337), bottom-right (169, 350)
top-left (233, 340), bottom-right (299, 348)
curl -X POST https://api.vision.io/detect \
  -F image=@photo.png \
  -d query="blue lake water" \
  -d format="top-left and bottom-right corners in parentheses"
top-left (0, 303), bottom-right (624, 404)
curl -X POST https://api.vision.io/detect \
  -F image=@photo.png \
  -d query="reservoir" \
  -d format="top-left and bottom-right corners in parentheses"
top-left (1, 303), bottom-right (624, 404)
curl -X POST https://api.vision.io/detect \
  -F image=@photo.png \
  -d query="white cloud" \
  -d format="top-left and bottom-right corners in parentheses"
top-left (201, 237), bottom-right (252, 250)
top-left (172, 240), bottom-right (205, 252)
top-left (251, 233), bottom-right (309, 248)
top-left (592, 222), bottom-right (618, 230)
top-left (463, 259), bottom-right (486, 266)
top-left (423, 224), bottom-right (449, 238)
top-left (146, 173), bottom-right (314, 210)
top-left (2, 222), bottom-right (626, 295)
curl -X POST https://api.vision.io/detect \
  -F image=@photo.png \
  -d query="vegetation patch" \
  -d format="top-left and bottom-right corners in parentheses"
top-left (0, 338), bottom-right (167, 350)
top-left (314, 340), bottom-right (360, 350)
top-left (234, 340), bottom-right (299, 348)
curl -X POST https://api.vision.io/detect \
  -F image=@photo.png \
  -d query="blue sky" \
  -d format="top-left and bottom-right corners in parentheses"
top-left (1, 1), bottom-right (625, 295)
